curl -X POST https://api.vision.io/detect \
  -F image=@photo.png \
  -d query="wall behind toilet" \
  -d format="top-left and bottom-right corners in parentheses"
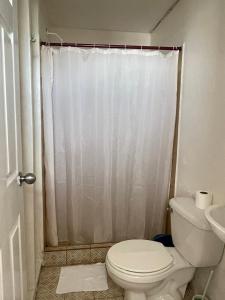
top-left (151, 0), bottom-right (225, 298)
top-left (152, 0), bottom-right (225, 206)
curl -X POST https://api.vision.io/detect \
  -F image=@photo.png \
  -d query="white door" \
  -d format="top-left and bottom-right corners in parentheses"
top-left (0, 0), bottom-right (33, 299)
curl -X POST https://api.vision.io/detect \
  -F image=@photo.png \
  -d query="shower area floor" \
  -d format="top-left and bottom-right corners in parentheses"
top-left (35, 243), bottom-right (124, 300)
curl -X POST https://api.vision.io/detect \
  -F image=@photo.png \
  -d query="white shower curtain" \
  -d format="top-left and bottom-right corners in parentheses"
top-left (41, 46), bottom-right (178, 246)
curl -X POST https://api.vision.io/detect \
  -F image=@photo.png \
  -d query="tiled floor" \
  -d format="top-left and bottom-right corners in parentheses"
top-left (35, 266), bottom-right (124, 300)
top-left (37, 244), bottom-right (191, 299)
top-left (36, 244), bottom-right (123, 300)
top-left (183, 283), bottom-right (195, 300)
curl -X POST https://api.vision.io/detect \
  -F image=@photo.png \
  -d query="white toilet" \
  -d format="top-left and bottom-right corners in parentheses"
top-left (106, 197), bottom-right (224, 300)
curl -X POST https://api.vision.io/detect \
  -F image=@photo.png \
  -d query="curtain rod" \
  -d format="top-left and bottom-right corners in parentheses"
top-left (40, 41), bottom-right (182, 51)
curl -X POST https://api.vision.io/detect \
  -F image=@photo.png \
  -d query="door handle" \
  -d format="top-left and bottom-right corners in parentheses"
top-left (17, 172), bottom-right (36, 186)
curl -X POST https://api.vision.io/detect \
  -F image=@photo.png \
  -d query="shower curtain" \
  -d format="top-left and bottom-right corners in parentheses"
top-left (41, 46), bottom-right (178, 246)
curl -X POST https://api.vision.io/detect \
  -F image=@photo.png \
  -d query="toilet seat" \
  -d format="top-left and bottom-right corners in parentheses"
top-left (106, 256), bottom-right (173, 279)
top-left (107, 240), bottom-right (173, 275)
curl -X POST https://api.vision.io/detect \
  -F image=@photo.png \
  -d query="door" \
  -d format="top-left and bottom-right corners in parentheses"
top-left (0, 0), bottom-right (27, 299)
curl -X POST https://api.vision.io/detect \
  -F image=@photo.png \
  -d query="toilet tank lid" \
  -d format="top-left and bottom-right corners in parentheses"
top-left (170, 197), bottom-right (211, 231)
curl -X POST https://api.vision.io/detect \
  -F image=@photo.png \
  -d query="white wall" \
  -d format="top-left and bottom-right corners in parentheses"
top-left (39, 0), bottom-right (48, 41)
top-left (151, 0), bottom-right (225, 299)
top-left (152, 0), bottom-right (225, 205)
top-left (45, 27), bottom-right (151, 45)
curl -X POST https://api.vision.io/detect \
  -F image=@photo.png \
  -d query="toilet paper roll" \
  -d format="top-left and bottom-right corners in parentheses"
top-left (195, 191), bottom-right (212, 209)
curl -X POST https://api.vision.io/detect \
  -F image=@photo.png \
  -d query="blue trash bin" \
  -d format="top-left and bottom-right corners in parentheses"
top-left (152, 234), bottom-right (174, 247)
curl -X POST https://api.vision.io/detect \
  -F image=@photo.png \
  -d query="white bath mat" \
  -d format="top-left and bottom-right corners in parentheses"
top-left (56, 263), bottom-right (108, 294)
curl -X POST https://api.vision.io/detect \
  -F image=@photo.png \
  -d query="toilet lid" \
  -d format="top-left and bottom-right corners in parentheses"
top-left (107, 240), bottom-right (173, 273)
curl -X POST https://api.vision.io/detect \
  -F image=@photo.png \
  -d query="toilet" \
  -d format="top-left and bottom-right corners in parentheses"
top-left (106, 197), bottom-right (224, 300)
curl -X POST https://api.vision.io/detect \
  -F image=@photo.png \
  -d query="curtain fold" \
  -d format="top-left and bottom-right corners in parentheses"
top-left (41, 46), bottom-right (178, 246)
top-left (41, 48), bottom-right (58, 246)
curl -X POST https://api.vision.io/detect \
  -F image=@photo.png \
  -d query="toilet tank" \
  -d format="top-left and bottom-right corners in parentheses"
top-left (170, 197), bottom-right (224, 267)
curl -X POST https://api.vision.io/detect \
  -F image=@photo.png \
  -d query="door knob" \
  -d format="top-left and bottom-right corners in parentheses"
top-left (17, 172), bottom-right (36, 186)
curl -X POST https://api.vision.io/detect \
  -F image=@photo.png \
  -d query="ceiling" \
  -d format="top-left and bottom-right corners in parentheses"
top-left (43, 0), bottom-right (178, 33)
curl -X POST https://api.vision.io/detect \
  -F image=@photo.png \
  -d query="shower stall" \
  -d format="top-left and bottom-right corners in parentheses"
top-left (41, 44), bottom-right (179, 246)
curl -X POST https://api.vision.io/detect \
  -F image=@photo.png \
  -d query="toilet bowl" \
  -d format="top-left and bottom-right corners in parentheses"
top-left (106, 240), bottom-right (195, 300)
top-left (106, 197), bottom-right (224, 300)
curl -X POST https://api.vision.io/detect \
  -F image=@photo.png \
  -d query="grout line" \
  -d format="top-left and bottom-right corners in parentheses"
top-left (88, 249), bottom-right (91, 264)
top-left (151, 0), bottom-right (181, 33)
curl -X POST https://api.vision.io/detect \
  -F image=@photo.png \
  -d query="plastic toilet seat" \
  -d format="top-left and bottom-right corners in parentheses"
top-left (107, 240), bottom-right (173, 275)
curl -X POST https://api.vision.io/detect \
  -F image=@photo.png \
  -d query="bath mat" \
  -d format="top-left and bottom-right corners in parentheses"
top-left (56, 263), bottom-right (108, 294)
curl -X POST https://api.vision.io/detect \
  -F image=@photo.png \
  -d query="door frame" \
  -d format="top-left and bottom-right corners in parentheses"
top-left (18, 0), bottom-right (44, 298)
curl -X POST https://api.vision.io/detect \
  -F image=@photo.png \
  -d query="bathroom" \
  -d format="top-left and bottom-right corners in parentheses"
top-left (0, 0), bottom-right (225, 299)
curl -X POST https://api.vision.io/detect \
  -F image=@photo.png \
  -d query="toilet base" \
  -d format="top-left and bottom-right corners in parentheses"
top-left (124, 281), bottom-right (183, 300)
top-left (124, 289), bottom-right (181, 300)
top-left (125, 290), bottom-right (147, 300)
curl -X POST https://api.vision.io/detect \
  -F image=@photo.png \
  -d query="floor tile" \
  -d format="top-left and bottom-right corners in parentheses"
top-left (183, 283), bottom-right (195, 300)
top-left (35, 267), bottom-right (63, 299)
top-left (38, 267), bottom-right (60, 287)
top-left (67, 249), bottom-right (91, 265)
top-left (36, 293), bottom-right (64, 300)
top-left (94, 276), bottom-right (124, 299)
top-left (43, 251), bottom-right (67, 267)
top-left (101, 296), bottom-right (124, 300)
top-left (64, 291), bottom-right (94, 299)
top-left (90, 248), bottom-right (109, 263)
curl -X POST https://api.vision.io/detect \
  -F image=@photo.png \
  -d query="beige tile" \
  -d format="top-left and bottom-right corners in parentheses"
top-left (90, 248), bottom-right (109, 263)
top-left (96, 298), bottom-right (123, 300)
top-left (36, 267), bottom-right (63, 300)
top-left (37, 267), bottom-right (60, 289)
top-left (94, 276), bottom-right (124, 299)
top-left (91, 243), bottom-right (114, 249)
top-left (66, 244), bottom-right (90, 250)
top-left (36, 294), bottom-right (64, 300)
top-left (43, 251), bottom-right (67, 267)
top-left (64, 291), bottom-right (94, 300)
top-left (67, 249), bottom-right (91, 265)
top-left (183, 283), bottom-right (195, 300)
